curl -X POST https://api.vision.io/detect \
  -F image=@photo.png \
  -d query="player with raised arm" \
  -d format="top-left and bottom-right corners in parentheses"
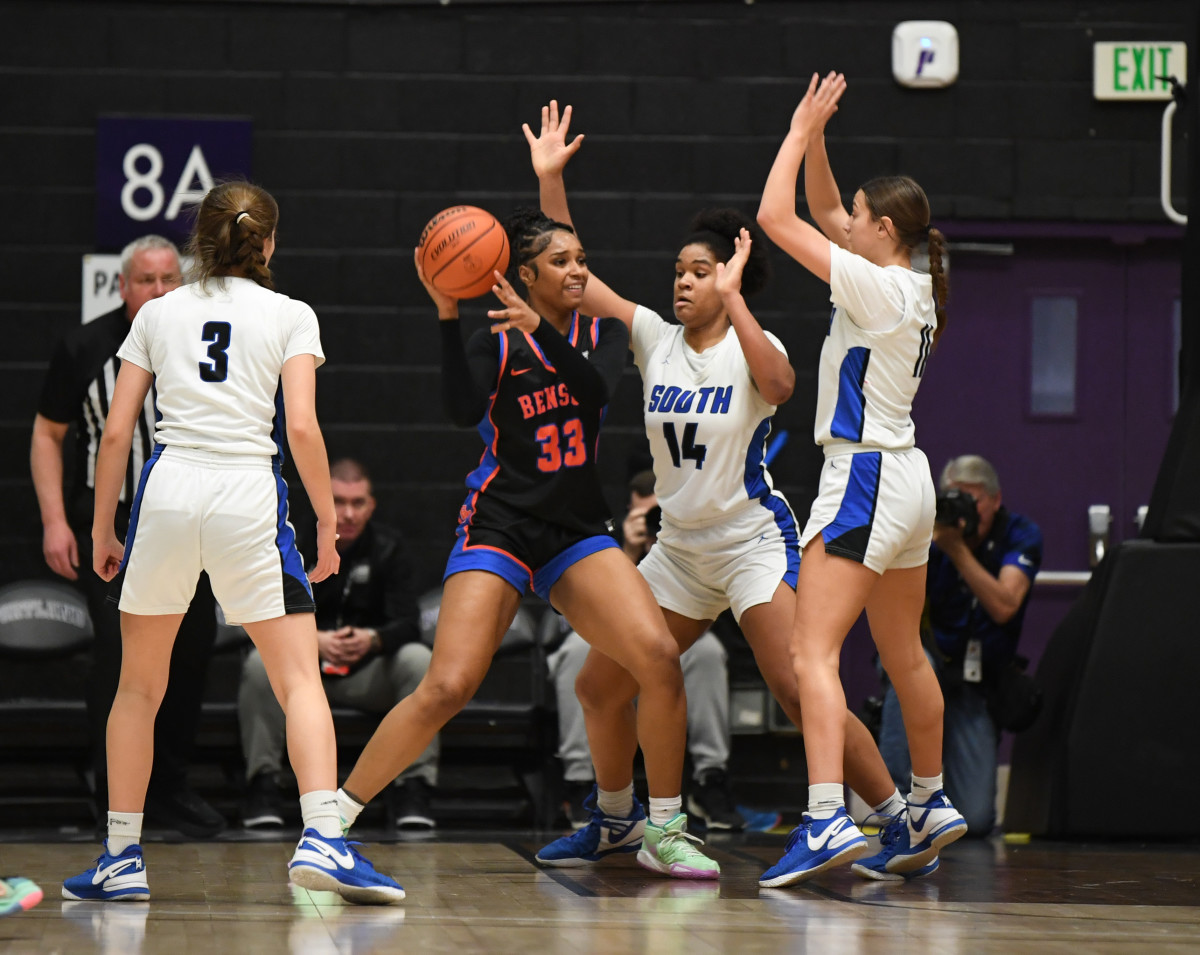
top-left (755, 74), bottom-right (966, 885)
top-left (523, 102), bottom-right (915, 878)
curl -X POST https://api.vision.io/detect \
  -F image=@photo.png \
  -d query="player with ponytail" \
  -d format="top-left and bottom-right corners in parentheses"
top-left (754, 72), bottom-right (966, 886)
top-left (63, 181), bottom-right (403, 905)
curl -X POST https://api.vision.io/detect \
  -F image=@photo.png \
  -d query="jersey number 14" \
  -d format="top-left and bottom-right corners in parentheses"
top-left (663, 422), bottom-right (707, 469)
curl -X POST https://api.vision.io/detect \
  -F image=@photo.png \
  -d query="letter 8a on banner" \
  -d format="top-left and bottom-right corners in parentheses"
top-left (121, 143), bottom-right (215, 223)
top-left (95, 117), bottom-right (252, 249)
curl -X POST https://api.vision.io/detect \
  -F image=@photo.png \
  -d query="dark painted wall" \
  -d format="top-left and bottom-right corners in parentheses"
top-left (1, 0), bottom-right (1190, 590)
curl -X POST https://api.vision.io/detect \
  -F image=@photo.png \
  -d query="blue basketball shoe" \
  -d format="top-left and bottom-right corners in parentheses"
top-left (62, 843), bottom-right (150, 901)
top-left (535, 786), bottom-right (646, 867)
top-left (894, 791), bottom-right (967, 873)
top-left (758, 808), bottom-right (869, 888)
top-left (851, 813), bottom-right (941, 881)
top-left (288, 830), bottom-right (405, 904)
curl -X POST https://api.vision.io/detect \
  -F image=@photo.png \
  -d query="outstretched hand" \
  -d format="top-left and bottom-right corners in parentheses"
top-left (790, 71), bottom-right (846, 138)
top-left (523, 100), bottom-right (584, 178)
top-left (715, 228), bottom-right (753, 298)
top-left (413, 247), bottom-right (459, 317)
top-left (487, 271), bottom-right (542, 335)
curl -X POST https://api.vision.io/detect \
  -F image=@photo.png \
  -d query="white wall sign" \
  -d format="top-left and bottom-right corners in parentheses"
top-left (1093, 42), bottom-right (1187, 100)
top-left (81, 254), bottom-right (194, 323)
top-left (81, 254), bottom-right (123, 323)
top-left (892, 21), bottom-right (959, 89)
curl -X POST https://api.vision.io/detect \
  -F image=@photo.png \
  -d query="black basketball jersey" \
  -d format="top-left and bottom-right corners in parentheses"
top-left (440, 312), bottom-right (629, 535)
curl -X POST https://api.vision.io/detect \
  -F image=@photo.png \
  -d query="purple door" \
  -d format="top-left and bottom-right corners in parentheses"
top-left (912, 233), bottom-right (1183, 670)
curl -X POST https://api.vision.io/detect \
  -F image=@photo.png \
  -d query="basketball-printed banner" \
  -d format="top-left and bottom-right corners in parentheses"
top-left (95, 116), bottom-right (252, 250)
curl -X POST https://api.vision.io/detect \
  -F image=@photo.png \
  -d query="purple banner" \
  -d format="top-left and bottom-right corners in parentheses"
top-left (95, 116), bottom-right (252, 251)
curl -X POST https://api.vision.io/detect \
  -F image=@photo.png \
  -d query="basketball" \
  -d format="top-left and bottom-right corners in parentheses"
top-left (417, 206), bottom-right (510, 300)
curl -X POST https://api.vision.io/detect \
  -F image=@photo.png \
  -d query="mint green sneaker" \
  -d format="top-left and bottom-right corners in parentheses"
top-left (636, 814), bottom-right (720, 880)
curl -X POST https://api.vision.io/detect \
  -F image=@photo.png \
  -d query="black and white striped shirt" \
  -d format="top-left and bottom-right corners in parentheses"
top-left (38, 306), bottom-right (156, 508)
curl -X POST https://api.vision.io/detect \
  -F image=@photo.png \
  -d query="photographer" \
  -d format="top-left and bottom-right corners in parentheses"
top-left (877, 455), bottom-right (1043, 836)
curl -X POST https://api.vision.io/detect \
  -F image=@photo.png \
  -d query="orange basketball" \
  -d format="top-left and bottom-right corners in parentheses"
top-left (417, 205), bottom-right (510, 300)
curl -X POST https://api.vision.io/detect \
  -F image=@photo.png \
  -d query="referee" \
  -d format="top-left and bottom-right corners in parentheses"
top-left (30, 234), bottom-right (225, 838)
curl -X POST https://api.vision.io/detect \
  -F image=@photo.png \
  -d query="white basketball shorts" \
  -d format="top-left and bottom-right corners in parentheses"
top-left (801, 446), bottom-right (934, 574)
top-left (118, 445), bottom-right (315, 623)
top-left (638, 498), bottom-right (800, 623)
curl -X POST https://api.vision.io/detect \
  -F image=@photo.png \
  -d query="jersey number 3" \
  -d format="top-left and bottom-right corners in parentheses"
top-left (535, 419), bottom-right (587, 472)
top-left (663, 422), bottom-right (707, 470)
top-left (199, 321), bottom-right (232, 383)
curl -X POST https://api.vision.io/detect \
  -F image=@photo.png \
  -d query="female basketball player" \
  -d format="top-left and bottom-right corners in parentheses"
top-left (755, 72), bottom-right (966, 885)
top-left (335, 208), bottom-right (720, 881)
top-left (523, 101), bottom-right (914, 876)
top-left (63, 181), bottom-right (403, 905)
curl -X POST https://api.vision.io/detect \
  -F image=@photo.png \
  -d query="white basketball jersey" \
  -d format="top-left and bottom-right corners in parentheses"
top-left (814, 242), bottom-right (937, 453)
top-left (117, 277), bottom-right (325, 456)
top-left (631, 305), bottom-right (790, 530)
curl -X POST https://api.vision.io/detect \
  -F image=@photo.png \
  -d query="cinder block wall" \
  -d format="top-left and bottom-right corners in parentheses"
top-left (1, 0), bottom-right (1189, 588)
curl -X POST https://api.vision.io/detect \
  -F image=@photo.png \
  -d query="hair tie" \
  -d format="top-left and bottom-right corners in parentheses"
top-left (236, 211), bottom-right (250, 225)
top-left (922, 223), bottom-right (932, 238)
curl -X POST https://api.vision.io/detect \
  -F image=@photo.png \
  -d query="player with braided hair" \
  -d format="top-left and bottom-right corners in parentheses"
top-left (755, 73), bottom-right (965, 886)
top-left (525, 101), bottom-right (913, 873)
top-left (335, 205), bottom-right (721, 881)
top-left (63, 180), bottom-right (403, 905)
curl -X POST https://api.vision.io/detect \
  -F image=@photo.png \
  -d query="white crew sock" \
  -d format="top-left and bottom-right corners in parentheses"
top-left (337, 787), bottom-right (365, 832)
top-left (648, 795), bottom-right (682, 827)
top-left (107, 811), bottom-right (143, 855)
top-left (808, 783), bottom-right (845, 820)
top-left (873, 789), bottom-right (907, 819)
top-left (299, 790), bottom-right (343, 839)
top-left (910, 772), bottom-right (944, 805)
top-left (596, 782), bottom-right (634, 818)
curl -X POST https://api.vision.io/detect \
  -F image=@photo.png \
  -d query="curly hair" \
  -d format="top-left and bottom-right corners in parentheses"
top-left (681, 207), bottom-right (771, 298)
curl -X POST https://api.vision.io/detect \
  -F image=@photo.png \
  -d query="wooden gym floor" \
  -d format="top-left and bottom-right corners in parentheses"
top-left (2, 829), bottom-right (1198, 953)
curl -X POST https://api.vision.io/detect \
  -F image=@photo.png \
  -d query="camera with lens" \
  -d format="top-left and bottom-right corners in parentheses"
top-left (934, 488), bottom-right (979, 538)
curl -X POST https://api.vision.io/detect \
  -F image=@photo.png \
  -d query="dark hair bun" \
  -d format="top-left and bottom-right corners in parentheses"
top-left (684, 207), bottom-right (771, 298)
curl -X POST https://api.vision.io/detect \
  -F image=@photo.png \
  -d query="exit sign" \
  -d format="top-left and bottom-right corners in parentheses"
top-left (1093, 42), bottom-right (1187, 100)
